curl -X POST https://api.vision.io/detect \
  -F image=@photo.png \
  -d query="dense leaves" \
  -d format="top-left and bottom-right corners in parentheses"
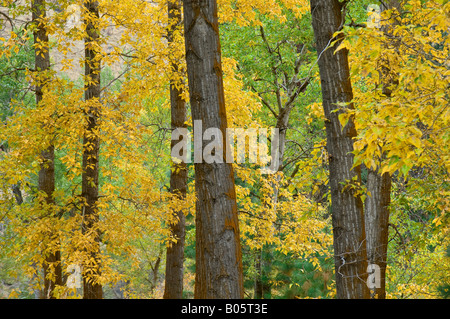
top-left (0, 0), bottom-right (448, 299)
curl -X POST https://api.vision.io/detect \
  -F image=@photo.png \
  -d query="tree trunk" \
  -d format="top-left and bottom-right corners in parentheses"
top-left (364, 0), bottom-right (400, 299)
top-left (163, 0), bottom-right (187, 300)
top-left (81, 0), bottom-right (103, 299)
top-left (253, 247), bottom-right (272, 299)
top-left (32, 0), bottom-right (63, 299)
top-left (254, 249), bottom-right (263, 299)
top-left (310, 0), bottom-right (370, 299)
top-left (365, 169), bottom-right (391, 298)
top-left (182, 0), bottom-right (244, 299)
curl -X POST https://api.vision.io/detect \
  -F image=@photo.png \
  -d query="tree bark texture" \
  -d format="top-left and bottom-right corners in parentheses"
top-left (310, 0), bottom-right (370, 299)
top-left (32, 0), bottom-right (63, 299)
top-left (164, 0), bottom-right (187, 299)
top-left (182, 0), bottom-right (244, 299)
top-left (82, 0), bottom-right (103, 299)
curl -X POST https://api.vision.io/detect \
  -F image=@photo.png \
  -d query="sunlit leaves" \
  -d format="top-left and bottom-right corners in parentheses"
top-left (0, 0), bottom-right (448, 299)
top-left (340, 0), bottom-right (450, 298)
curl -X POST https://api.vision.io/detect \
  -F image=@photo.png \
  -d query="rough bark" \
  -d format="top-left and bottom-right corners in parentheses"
top-left (81, 0), bottom-right (103, 299)
top-left (310, 0), bottom-right (370, 299)
top-left (163, 0), bottom-right (187, 300)
top-left (32, 0), bottom-right (63, 299)
top-left (182, 0), bottom-right (244, 299)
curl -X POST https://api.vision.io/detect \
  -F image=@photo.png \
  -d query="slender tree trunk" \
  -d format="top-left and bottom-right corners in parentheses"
top-left (32, 0), bottom-right (63, 299)
top-left (364, 0), bottom-right (401, 299)
top-left (182, 0), bottom-right (244, 299)
top-left (310, 0), bottom-right (370, 299)
top-left (253, 247), bottom-right (273, 299)
top-left (254, 250), bottom-right (263, 299)
top-left (253, 111), bottom-right (290, 300)
top-left (163, 0), bottom-right (187, 300)
top-left (82, 0), bottom-right (103, 299)
top-left (365, 169), bottom-right (391, 298)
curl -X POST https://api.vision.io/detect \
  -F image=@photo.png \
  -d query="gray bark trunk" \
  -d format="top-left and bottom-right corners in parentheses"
top-left (182, 0), bottom-right (244, 299)
top-left (310, 0), bottom-right (370, 299)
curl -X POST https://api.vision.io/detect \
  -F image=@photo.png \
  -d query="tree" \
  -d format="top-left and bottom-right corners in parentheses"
top-left (164, 0), bottom-right (187, 299)
top-left (32, 0), bottom-right (63, 299)
top-left (343, 0), bottom-right (449, 298)
top-left (182, 0), bottom-right (244, 298)
top-left (363, 0), bottom-right (402, 299)
top-left (310, 0), bottom-right (370, 299)
top-left (233, 17), bottom-right (310, 300)
top-left (81, 0), bottom-right (103, 299)
top-left (219, 6), bottom-right (333, 299)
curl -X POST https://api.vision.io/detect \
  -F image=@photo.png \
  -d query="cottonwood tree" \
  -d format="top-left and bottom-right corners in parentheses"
top-left (363, 0), bottom-right (402, 299)
top-left (342, 0), bottom-right (449, 298)
top-left (182, 0), bottom-right (244, 298)
top-left (32, 0), bottom-right (63, 299)
top-left (81, 0), bottom-right (103, 299)
top-left (310, 0), bottom-right (370, 299)
top-left (163, 0), bottom-right (187, 299)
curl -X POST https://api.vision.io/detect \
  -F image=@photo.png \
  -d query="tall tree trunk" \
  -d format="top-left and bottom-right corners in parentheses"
top-left (164, 0), bottom-right (187, 300)
top-left (310, 0), bottom-right (370, 299)
top-left (81, 0), bottom-right (103, 299)
top-left (364, 0), bottom-right (401, 299)
top-left (182, 0), bottom-right (244, 299)
top-left (32, 0), bottom-right (63, 299)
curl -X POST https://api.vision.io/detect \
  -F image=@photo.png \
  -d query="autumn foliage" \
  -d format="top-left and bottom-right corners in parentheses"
top-left (0, 0), bottom-right (448, 299)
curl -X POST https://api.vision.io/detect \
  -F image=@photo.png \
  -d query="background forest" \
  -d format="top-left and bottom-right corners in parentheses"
top-left (0, 0), bottom-right (449, 299)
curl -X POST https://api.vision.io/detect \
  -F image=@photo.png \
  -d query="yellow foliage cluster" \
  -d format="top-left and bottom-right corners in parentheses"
top-left (0, 0), bottom-right (327, 298)
top-left (2, 0), bottom-right (446, 299)
top-left (338, 0), bottom-right (450, 298)
top-left (340, 0), bottom-right (450, 178)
